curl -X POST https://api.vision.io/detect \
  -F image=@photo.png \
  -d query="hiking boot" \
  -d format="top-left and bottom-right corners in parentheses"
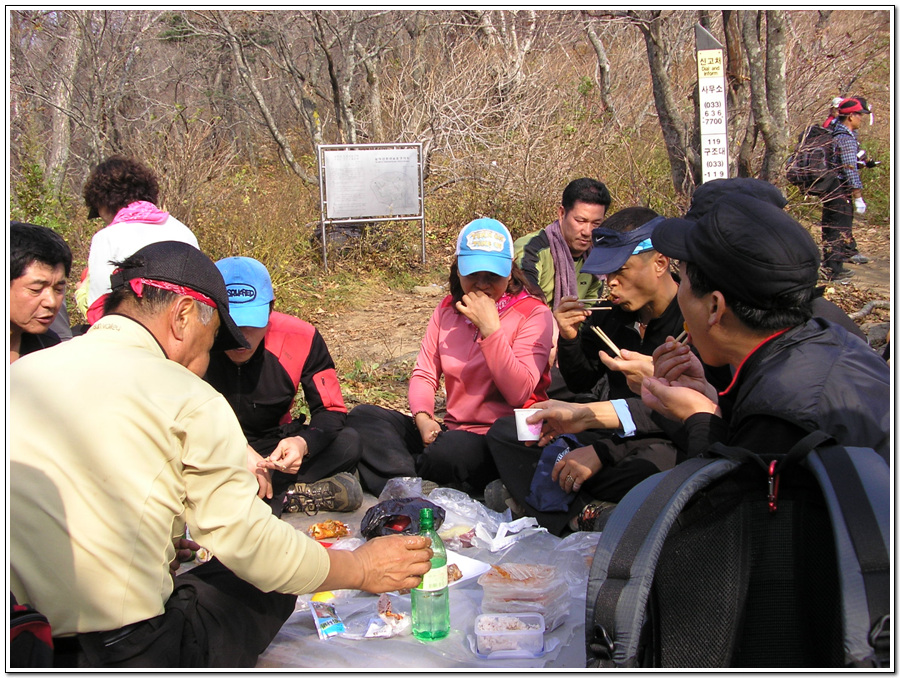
top-left (572, 501), bottom-right (618, 532)
top-left (826, 268), bottom-right (854, 282)
top-left (283, 472), bottom-right (363, 515)
top-left (848, 254), bottom-right (870, 265)
top-left (483, 479), bottom-right (526, 518)
top-left (483, 479), bottom-right (509, 513)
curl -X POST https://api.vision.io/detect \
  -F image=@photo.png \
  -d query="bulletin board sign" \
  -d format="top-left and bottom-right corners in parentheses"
top-left (318, 143), bottom-right (425, 270)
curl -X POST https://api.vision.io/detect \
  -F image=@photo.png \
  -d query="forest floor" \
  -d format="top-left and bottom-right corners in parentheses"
top-left (310, 220), bottom-right (892, 413)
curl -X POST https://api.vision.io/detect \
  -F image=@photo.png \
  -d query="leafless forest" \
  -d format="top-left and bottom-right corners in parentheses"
top-left (8, 9), bottom-right (892, 274)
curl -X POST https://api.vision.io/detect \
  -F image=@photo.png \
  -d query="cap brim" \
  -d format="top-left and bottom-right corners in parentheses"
top-left (581, 245), bottom-right (635, 276)
top-left (650, 217), bottom-right (696, 261)
top-left (458, 254), bottom-right (512, 278)
top-left (212, 308), bottom-right (250, 351)
top-left (227, 302), bottom-right (271, 329)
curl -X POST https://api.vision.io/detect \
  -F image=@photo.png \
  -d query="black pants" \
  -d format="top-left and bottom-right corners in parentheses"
top-left (821, 194), bottom-right (857, 273)
top-left (53, 559), bottom-right (296, 668)
top-left (486, 415), bottom-right (673, 535)
top-left (346, 404), bottom-right (498, 496)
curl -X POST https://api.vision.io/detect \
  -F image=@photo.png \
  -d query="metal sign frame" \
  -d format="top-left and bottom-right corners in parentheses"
top-left (317, 142), bottom-right (425, 271)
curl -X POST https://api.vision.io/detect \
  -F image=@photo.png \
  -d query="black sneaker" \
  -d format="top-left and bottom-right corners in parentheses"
top-left (284, 472), bottom-right (364, 515)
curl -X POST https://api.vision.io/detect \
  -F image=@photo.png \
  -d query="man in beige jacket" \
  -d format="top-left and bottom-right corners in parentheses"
top-left (10, 241), bottom-right (431, 668)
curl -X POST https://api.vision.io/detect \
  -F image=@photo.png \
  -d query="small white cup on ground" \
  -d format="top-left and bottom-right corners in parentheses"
top-left (514, 408), bottom-right (542, 441)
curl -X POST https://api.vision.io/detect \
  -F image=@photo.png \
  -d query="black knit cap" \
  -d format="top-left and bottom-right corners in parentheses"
top-left (652, 193), bottom-right (819, 310)
top-left (109, 240), bottom-right (249, 351)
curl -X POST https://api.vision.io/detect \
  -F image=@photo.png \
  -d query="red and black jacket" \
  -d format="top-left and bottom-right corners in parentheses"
top-left (204, 312), bottom-right (347, 458)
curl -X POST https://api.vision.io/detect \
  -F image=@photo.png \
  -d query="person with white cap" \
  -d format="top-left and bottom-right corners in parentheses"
top-left (346, 218), bottom-right (553, 497)
top-left (823, 95), bottom-right (844, 129)
top-left (204, 256), bottom-right (363, 517)
top-left (9, 241), bottom-right (433, 667)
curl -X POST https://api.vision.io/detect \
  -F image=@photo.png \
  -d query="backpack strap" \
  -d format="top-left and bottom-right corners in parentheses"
top-left (805, 445), bottom-right (890, 666)
top-left (586, 456), bottom-right (740, 667)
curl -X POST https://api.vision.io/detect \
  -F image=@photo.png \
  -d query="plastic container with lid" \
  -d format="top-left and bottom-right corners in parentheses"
top-left (477, 563), bottom-right (570, 630)
top-left (474, 613), bottom-right (545, 658)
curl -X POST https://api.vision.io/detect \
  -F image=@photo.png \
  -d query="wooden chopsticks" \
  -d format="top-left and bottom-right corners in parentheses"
top-left (591, 325), bottom-right (622, 359)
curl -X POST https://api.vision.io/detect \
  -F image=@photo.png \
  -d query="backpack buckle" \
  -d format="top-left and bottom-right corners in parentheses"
top-left (589, 623), bottom-right (616, 660)
top-left (767, 460), bottom-right (780, 513)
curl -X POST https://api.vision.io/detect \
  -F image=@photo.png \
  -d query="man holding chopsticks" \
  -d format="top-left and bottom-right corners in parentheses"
top-left (487, 208), bottom-right (726, 535)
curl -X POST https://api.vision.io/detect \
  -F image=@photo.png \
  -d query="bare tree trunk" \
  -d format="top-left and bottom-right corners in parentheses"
top-left (723, 10), bottom-right (753, 177)
top-left (47, 11), bottom-right (83, 194)
top-left (218, 11), bottom-right (316, 182)
top-left (275, 35), bottom-right (324, 150)
top-left (584, 18), bottom-right (615, 115)
top-left (740, 10), bottom-right (787, 180)
top-left (358, 46), bottom-right (384, 142)
top-left (636, 11), bottom-right (699, 193)
top-left (764, 10), bottom-right (789, 176)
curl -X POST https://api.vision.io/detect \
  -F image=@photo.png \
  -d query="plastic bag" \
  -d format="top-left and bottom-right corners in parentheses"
top-left (360, 497), bottom-right (446, 540)
top-left (524, 434), bottom-right (580, 512)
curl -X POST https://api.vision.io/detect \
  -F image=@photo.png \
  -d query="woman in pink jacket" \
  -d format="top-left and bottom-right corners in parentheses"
top-left (347, 218), bottom-right (553, 497)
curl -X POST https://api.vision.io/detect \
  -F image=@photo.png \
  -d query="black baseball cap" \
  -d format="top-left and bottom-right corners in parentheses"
top-left (582, 216), bottom-right (666, 276)
top-left (109, 240), bottom-right (249, 351)
top-left (685, 178), bottom-right (787, 221)
top-left (652, 193), bottom-right (819, 310)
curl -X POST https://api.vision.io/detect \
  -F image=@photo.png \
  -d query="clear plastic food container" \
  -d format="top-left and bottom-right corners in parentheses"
top-left (474, 613), bottom-right (545, 658)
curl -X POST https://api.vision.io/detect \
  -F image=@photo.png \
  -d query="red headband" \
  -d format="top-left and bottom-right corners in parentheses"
top-left (839, 99), bottom-right (866, 114)
top-left (128, 278), bottom-right (217, 309)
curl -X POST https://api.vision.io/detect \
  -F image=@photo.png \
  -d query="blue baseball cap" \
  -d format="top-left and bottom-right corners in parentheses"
top-left (215, 256), bottom-right (274, 328)
top-left (455, 218), bottom-right (514, 277)
top-left (582, 216), bottom-right (665, 276)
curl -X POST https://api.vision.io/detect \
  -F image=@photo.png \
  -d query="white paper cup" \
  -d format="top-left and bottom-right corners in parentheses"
top-left (514, 408), bottom-right (542, 441)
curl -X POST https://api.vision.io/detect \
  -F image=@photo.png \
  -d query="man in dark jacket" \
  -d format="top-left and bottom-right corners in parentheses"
top-left (204, 257), bottom-right (362, 516)
top-left (487, 209), bottom-right (701, 535)
top-left (642, 193), bottom-right (889, 459)
top-left (527, 192), bottom-right (888, 471)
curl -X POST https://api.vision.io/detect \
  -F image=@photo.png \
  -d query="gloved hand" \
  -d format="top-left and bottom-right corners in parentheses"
top-left (854, 197), bottom-right (867, 214)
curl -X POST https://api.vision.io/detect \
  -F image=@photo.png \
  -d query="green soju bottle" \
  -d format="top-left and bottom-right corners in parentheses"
top-left (411, 507), bottom-right (450, 641)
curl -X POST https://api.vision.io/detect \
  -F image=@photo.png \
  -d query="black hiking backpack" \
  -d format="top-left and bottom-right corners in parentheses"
top-left (786, 125), bottom-right (848, 196)
top-left (585, 431), bottom-right (890, 668)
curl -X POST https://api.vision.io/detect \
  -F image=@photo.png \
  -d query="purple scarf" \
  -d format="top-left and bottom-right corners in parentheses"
top-left (546, 219), bottom-right (588, 309)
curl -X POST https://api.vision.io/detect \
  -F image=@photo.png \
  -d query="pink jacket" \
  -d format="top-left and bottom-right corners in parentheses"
top-left (408, 293), bottom-right (553, 434)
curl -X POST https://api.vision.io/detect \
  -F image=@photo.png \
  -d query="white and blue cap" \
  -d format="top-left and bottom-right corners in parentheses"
top-left (455, 218), bottom-right (514, 277)
top-left (215, 256), bottom-right (274, 328)
top-left (582, 216), bottom-right (665, 276)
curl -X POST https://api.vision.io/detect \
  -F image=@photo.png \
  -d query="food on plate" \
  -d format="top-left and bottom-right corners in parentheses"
top-left (447, 563), bottom-right (463, 583)
top-left (308, 519), bottom-right (350, 540)
top-left (377, 593), bottom-right (405, 622)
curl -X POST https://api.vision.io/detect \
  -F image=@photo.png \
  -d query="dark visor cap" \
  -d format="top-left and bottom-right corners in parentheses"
top-left (582, 216), bottom-right (665, 276)
top-left (109, 240), bottom-right (249, 351)
top-left (651, 194), bottom-right (819, 309)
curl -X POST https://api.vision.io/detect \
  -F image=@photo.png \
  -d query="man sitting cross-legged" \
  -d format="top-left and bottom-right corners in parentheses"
top-left (486, 208), bottom-right (728, 534)
top-left (204, 256), bottom-right (363, 517)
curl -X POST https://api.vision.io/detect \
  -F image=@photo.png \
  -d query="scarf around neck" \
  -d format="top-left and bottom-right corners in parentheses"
top-left (546, 219), bottom-right (586, 309)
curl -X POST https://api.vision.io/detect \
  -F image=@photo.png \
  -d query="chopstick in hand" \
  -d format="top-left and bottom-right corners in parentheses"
top-left (591, 325), bottom-right (623, 359)
top-left (673, 329), bottom-right (688, 343)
